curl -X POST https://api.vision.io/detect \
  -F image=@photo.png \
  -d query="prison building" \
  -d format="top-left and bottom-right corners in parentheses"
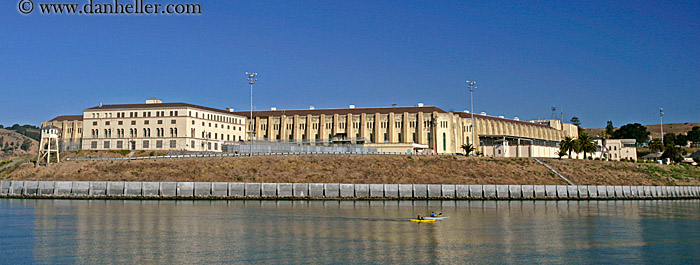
top-left (40, 115), bottom-right (84, 152)
top-left (80, 98), bottom-right (246, 152)
top-left (234, 105), bottom-right (574, 157)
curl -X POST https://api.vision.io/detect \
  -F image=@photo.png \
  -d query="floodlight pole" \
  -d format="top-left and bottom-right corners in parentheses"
top-left (467, 80), bottom-right (477, 155)
top-left (659, 108), bottom-right (664, 144)
top-left (247, 72), bottom-right (258, 156)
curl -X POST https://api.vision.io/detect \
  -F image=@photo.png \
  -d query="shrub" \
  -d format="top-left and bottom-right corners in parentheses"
top-left (110, 150), bottom-right (131, 156)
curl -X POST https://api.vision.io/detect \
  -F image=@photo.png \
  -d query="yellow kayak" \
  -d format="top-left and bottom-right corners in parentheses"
top-left (410, 219), bottom-right (436, 223)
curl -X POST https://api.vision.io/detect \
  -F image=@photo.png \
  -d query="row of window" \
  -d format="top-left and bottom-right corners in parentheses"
top-left (193, 120), bottom-right (243, 131)
top-left (90, 140), bottom-right (178, 149)
top-left (90, 128), bottom-right (178, 138)
top-left (258, 120), bottom-right (438, 131)
top-left (189, 111), bottom-right (243, 125)
top-left (89, 139), bottom-right (227, 151)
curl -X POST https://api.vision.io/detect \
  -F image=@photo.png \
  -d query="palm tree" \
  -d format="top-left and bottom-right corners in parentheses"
top-left (576, 133), bottom-right (596, 159)
top-left (461, 144), bottom-right (475, 156)
top-left (559, 136), bottom-right (575, 158)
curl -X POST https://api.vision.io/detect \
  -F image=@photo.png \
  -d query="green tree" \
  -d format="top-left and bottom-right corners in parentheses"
top-left (661, 146), bottom-right (683, 163)
top-left (20, 139), bottom-right (32, 151)
top-left (612, 123), bottom-right (650, 143)
top-left (576, 133), bottom-right (596, 159)
top-left (559, 136), bottom-right (575, 158)
top-left (570, 116), bottom-right (581, 127)
top-left (605, 121), bottom-right (615, 137)
top-left (558, 149), bottom-right (567, 159)
top-left (649, 138), bottom-right (664, 153)
top-left (688, 126), bottom-right (700, 145)
top-left (460, 144), bottom-right (475, 156)
top-left (663, 133), bottom-right (679, 147)
top-left (675, 134), bottom-right (689, 147)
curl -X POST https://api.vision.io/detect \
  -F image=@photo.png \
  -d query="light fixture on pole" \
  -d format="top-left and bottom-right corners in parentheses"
top-left (247, 72), bottom-right (258, 156)
top-left (467, 80), bottom-right (477, 155)
top-left (659, 107), bottom-right (664, 144)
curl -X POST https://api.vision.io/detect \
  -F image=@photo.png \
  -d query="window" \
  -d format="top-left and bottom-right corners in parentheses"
top-left (118, 121), bottom-right (123, 125)
top-left (116, 141), bottom-right (123, 149)
top-left (143, 140), bottom-right (149, 149)
top-left (93, 121), bottom-right (98, 126)
top-left (91, 141), bottom-right (97, 148)
top-left (158, 120), bottom-right (163, 124)
top-left (443, 132), bottom-right (446, 151)
top-left (104, 141), bottom-right (110, 149)
top-left (170, 140), bottom-right (176, 148)
top-left (156, 140), bottom-right (163, 148)
top-left (144, 120), bottom-right (149, 125)
top-left (171, 120), bottom-right (176, 124)
top-left (191, 140), bottom-right (195, 148)
top-left (131, 121), bottom-right (136, 125)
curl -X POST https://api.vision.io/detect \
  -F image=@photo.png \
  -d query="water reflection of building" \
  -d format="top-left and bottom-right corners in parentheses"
top-left (26, 199), bottom-right (695, 263)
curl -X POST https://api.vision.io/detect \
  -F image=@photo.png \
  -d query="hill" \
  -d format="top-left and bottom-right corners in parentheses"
top-left (0, 124), bottom-right (41, 141)
top-left (3, 155), bottom-right (699, 186)
top-left (582, 122), bottom-right (700, 139)
top-left (0, 128), bottom-right (39, 158)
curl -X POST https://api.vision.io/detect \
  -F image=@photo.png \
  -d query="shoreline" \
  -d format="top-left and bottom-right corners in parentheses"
top-left (2, 180), bottom-right (698, 200)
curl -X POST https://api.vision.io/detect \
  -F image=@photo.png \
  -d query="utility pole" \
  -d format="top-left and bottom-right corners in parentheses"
top-left (659, 107), bottom-right (664, 144)
top-left (247, 72), bottom-right (258, 156)
top-left (467, 80), bottom-right (477, 155)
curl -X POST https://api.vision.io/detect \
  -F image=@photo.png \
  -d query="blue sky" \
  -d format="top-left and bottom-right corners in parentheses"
top-left (1, 0), bottom-right (698, 128)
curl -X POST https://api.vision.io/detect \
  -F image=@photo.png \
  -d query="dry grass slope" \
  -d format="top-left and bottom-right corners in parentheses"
top-left (3, 155), bottom-right (699, 186)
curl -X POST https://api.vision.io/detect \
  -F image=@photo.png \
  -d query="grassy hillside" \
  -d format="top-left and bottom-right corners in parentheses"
top-left (0, 128), bottom-right (39, 158)
top-left (3, 155), bottom-right (699, 186)
top-left (583, 122), bottom-right (700, 139)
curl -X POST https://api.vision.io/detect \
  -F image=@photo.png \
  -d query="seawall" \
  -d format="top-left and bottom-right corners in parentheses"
top-left (1, 180), bottom-right (699, 200)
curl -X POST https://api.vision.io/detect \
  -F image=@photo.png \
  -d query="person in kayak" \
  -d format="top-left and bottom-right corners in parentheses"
top-left (417, 214), bottom-right (423, 220)
top-left (430, 212), bottom-right (436, 217)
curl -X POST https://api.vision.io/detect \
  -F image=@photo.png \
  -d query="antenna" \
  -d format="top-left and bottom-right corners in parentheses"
top-left (550, 106), bottom-right (557, 120)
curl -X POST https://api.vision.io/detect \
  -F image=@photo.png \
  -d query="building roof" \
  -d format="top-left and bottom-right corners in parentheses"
top-left (232, 106), bottom-right (447, 118)
top-left (453, 112), bottom-right (551, 128)
top-left (85, 102), bottom-right (243, 116)
top-left (49, 115), bottom-right (83, 122)
top-left (690, 151), bottom-right (700, 159)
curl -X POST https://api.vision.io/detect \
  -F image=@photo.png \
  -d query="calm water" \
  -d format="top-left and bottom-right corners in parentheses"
top-left (1, 199), bottom-right (699, 264)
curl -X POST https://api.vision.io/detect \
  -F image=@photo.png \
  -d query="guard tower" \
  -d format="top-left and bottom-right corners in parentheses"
top-left (37, 125), bottom-right (60, 167)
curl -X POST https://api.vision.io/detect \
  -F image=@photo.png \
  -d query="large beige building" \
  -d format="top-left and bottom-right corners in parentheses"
top-left (43, 99), bottom-right (581, 157)
top-left (80, 98), bottom-right (246, 152)
top-left (232, 105), bottom-right (572, 157)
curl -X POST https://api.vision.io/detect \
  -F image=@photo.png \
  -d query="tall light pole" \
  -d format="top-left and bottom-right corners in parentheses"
top-left (247, 72), bottom-right (258, 156)
top-left (467, 80), bottom-right (477, 155)
top-left (659, 107), bottom-right (664, 144)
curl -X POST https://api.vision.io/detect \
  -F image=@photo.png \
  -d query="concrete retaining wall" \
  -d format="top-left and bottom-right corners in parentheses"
top-left (0, 180), bottom-right (698, 200)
